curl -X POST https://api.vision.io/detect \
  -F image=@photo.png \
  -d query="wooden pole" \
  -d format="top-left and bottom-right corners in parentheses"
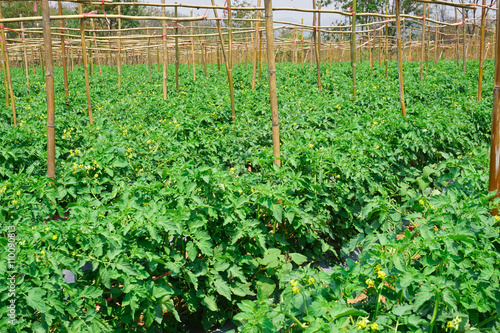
top-left (211, 0), bottom-right (235, 122)
top-left (161, 0), bottom-right (168, 100)
top-left (175, 4), bottom-right (179, 91)
top-left (251, 0), bottom-right (261, 89)
top-left (420, 3), bottom-right (426, 82)
top-left (78, 4), bottom-right (93, 124)
top-left (42, 0), bottom-right (56, 179)
top-left (20, 16), bottom-right (30, 87)
top-left (264, 0), bottom-right (280, 167)
top-left (396, 0), bottom-right (406, 117)
top-left (351, 0), bottom-right (357, 97)
top-left (478, 0), bottom-right (486, 101)
top-left (190, 9), bottom-right (196, 81)
top-left (0, 6), bottom-right (16, 125)
top-left (313, 0), bottom-right (321, 92)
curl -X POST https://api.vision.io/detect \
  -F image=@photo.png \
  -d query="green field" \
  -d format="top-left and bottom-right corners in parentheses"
top-left (1, 59), bottom-right (499, 332)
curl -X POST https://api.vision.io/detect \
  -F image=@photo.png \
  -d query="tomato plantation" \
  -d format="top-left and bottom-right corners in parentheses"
top-left (1, 0), bottom-right (500, 332)
top-left (1, 57), bottom-right (499, 332)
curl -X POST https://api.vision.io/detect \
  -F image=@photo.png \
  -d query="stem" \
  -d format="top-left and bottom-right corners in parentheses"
top-left (429, 292), bottom-right (441, 333)
top-left (285, 312), bottom-right (307, 330)
top-left (476, 313), bottom-right (499, 328)
top-left (394, 319), bottom-right (399, 333)
top-left (373, 284), bottom-right (383, 320)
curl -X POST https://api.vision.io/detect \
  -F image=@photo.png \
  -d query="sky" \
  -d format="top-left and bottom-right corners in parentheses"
top-left (146, 0), bottom-right (345, 26)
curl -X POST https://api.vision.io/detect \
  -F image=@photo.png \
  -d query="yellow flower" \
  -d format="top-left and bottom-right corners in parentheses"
top-left (376, 146), bottom-right (380, 149)
top-left (357, 318), bottom-right (369, 329)
top-left (336, 174), bottom-right (340, 179)
top-left (230, 167), bottom-right (235, 174)
top-left (11, 200), bottom-right (17, 205)
top-left (16, 190), bottom-right (21, 195)
top-left (290, 279), bottom-right (298, 287)
top-left (370, 323), bottom-right (379, 331)
top-left (238, 190), bottom-right (243, 194)
top-left (308, 277), bottom-right (315, 285)
top-left (446, 321), bottom-right (454, 328)
top-left (365, 278), bottom-right (374, 287)
top-left (40, 250), bottom-right (45, 255)
top-left (292, 286), bottom-right (300, 295)
top-left (377, 271), bottom-right (386, 280)
top-left (373, 121), bottom-right (378, 125)
top-left (419, 199), bottom-right (425, 206)
top-left (308, 144), bottom-right (314, 149)
top-left (494, 215), bottom-right (500, 222)
top-left (52, 234), bottom-right (57, 240)
top-left (375, 264), bottom-right (382, 272)
top-left (176, 124), bottom-right (180, 127)
top-left (72, 251), bottom-right (76, 256)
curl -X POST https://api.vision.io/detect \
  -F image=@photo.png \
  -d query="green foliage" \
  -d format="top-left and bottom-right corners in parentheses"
top-left (0, 57), bottom-right (496, 332)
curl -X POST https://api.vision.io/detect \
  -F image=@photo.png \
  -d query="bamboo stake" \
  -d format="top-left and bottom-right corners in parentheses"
top-left (202, 42), bottom-right (207, 76)
top-left (264, 0), bottom-right (280, 167)
top-left (42, 0), bottom-right (56, 179)
top-left (478, 0), bottom-right (486, 101)
top-left (301, 18), bottom-right (305, 68)
top-left (211, 0), bottom-right (235, 122)
top-left (488, 0), bottom-right (500, 213)
top-left (217, 44), bottom-right (221, 71)
top-left (147, 25), bottom-right (152, 78)
top-left (455, 8), bottom-right (459, 66)
top-left (31, 46), bottom-right (36, 75)
top-left (396, 0), bottom-right (406, 117)
top-left (463, 7), bottom-right (466, 73)
top-left (175, 4), bottom-right (179, 91)
top-left (434, 14), bottom-right (438, 64)
top-left (369, 30), bottom-right (373, 70)
top-left (40, 45), bottom-right (45, 74)
top-left (259, 30), bottom-right (263, 81)
top-left (378, 19), bottom-right (382, 66)
top-left (313, 0), bottom-right (321, 92)
top-left (409, 27), bottom-right (412, 62)
top-left (78, 4), bottom-right (93, 124)
top-left (0, 6), bottom-right (16, 125)
top-left (118, 5), bottom-right (122, 89)
top-left (251, 0), bottom-right (261, 89)
top-left (351, 0), bottom-right (357, 97)
top-left (293, 27), bottom-right (297, 65)
top-left (59, 3), bottom-right (69, 103)
top-left (1, 39), bottom-right (8, 108)
top-left (420, 3), bottom-right (426, 82)
top-left (425, 5), bottom-right (430, 70)
top-left (385, 5), bottom-right (389, 77)
top-left (190, 9), bottom-right (196, 81)
top-left (21, 17), bottom-right (29, 87)
top-left (91, 18), bottom-right (102, 79)
top-left (161, 0), bottom-right (168, 100)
